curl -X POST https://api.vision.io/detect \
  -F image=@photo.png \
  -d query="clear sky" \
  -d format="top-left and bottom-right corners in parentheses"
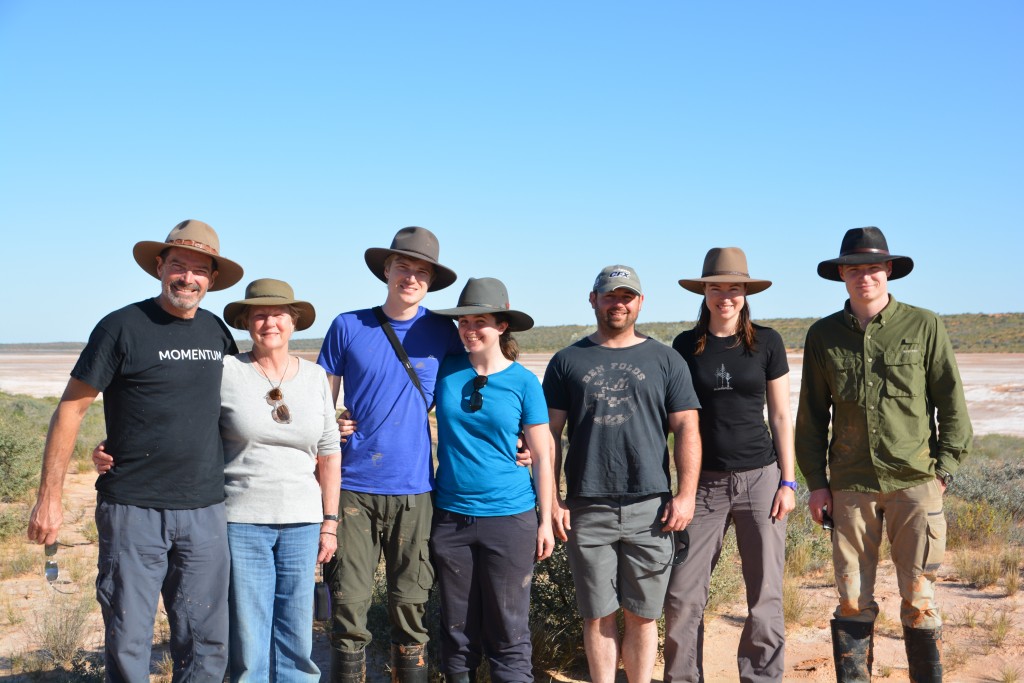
top-left (1, 1), bottom-right (1021, 344)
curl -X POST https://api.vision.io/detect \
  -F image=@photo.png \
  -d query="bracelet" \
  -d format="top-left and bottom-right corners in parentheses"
top-left (780, 480), bottom-right (798, 491)
top-left (323, 514), bottom-right (339, 522)
top-left (320, 531), bottom-right (337, 536)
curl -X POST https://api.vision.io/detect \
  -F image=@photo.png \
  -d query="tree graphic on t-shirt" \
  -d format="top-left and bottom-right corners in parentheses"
top-left (714, 364), bottom-right (732, 391)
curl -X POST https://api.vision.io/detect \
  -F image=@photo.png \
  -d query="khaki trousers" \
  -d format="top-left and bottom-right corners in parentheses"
top-left (832, 479), bottom-right (946, 629)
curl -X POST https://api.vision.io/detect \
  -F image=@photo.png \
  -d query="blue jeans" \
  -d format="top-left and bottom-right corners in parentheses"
top-left (227, 523), bottom-right (320, 682)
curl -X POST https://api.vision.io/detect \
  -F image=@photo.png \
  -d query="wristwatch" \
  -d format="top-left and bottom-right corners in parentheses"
top-left (323, 514), bottom-right (339, 522)
top-left (780, 480), bottom-right (798, 492)
top-left (936, 469), bottom-right (953, 487)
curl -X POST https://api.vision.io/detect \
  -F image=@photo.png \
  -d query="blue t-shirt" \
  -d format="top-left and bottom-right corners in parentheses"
top-left (317, 307), bottom-right (462, 495)
top-left (434, 354), bottom-right (548, 516)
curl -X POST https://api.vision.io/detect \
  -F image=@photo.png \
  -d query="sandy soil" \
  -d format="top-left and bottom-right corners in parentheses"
top-left (1, 352), bottom-right (1022, 681)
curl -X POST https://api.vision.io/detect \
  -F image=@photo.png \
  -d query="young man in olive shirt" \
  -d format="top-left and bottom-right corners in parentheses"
top-left (795, 227), bottom-right (972, 683)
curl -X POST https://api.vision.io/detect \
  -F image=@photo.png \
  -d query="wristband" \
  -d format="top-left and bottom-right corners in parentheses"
top-left (323, 514), bottom-right (339, 522)
top-left (320, 531), bottom-right (337, 536)
top-left (780, 480), bottom-right (798, 491)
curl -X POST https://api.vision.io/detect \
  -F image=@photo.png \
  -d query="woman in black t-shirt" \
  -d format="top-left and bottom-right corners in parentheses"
top-left (663, 247), bottom-right (796, 683)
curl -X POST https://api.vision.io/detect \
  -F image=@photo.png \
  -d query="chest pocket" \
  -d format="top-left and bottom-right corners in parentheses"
top-left (884, 340), bottom-right (925, 397)
top-left (827, 355), bottom-right (861, 403)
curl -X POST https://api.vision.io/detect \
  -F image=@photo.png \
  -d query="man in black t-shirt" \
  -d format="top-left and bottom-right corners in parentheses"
top-left (27, 219), bottom-right (243, 683)
top-left (543, 265), bottom-right (701, 683)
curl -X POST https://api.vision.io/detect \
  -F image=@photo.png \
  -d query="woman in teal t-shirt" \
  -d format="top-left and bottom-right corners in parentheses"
top-left (431, 277), bottom-right (554, 683)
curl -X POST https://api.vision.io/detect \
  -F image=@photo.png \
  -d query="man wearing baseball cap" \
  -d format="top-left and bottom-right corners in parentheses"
top-left (796, 227), bottom-right (972, 682)
top-left (542, 265), bottom-right (702, 683)
top-left (28, 219), bottom-right (243, 682)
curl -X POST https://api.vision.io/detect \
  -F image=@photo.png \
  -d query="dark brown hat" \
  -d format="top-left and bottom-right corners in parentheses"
top-left (133, 219), bottom-right (244, 291)
top-left (433, 277), bottom-right (534, 332)
top-left (223, 278), bottom-right (316, 331)
top-left (817, 227), bottom-right (914, 281)
top-left (679, 247), bottom-right (772, 295)
top-left (364, 226), bottom-right (457, 291)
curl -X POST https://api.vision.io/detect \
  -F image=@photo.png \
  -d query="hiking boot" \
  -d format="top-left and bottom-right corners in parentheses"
top-left (391, 642), bottom-right (428, 683)
top-left (904, 625), bottom-right (942, 683)
top-left (831, 619), bottom-right (874, 683)
top-left (331, 647), bottom-right (365, 683)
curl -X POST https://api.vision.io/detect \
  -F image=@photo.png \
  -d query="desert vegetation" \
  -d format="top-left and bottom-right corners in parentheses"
top-left (5, 312), bottom-right (1024, 355)
top-left (1, 389), bottom-right (1022, 680)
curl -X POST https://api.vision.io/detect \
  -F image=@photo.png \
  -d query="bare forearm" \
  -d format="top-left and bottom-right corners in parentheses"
top-left (317, 454), bottom-right (341, 517)
top-left (673, 413), bottom-right (701, 498)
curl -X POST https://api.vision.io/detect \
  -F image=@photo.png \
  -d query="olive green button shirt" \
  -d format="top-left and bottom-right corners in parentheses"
top-left (795, 297), bottom-right (972, 493)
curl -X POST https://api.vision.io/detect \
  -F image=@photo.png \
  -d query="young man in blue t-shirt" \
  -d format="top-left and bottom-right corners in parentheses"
top-left (317, 226), bottom-right (463, 682)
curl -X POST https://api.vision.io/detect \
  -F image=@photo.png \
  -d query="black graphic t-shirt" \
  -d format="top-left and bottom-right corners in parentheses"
top-left (73, 298), bottom-right (238, 508)
top-left (672, 324), bottom-right (788, 471)
top-left (543, 338), bottom-right (700, 498)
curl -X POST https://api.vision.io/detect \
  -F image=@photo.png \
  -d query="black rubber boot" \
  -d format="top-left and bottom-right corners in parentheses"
top-left (391, 643), bottom-right (429, 683)
top-left (831, 619), bottom-right (874, 683)
top-left (904, 625), bottom-right (943, 683)
top-left (331, 647), bottom-right (365, 683)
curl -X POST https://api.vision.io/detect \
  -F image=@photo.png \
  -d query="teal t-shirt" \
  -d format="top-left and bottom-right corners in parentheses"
top-left (434, 354), bottom-right (548, 516)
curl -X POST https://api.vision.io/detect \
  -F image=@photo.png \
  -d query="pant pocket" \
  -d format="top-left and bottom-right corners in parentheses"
top-left (416, 546), bottom-right (435, 592)
top-left (923, 511), bottom-right (946, 575)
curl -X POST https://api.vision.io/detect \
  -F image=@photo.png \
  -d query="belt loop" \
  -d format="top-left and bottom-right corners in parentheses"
top-left (407, 494), bottom-right (416, 510)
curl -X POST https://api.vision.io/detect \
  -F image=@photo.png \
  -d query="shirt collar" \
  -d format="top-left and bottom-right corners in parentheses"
top-left (843, 295), bottom-right (900, 331)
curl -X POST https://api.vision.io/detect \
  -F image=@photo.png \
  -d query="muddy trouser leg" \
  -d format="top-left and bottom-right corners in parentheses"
top-left (385, 493), bottom-right (434, 682)
top-left (830, 489), bottom-right (884, 682)
top-left (326, 491), bottom-right (383, 681)
top-left (886, 480), bottom-right (946, 682)
top-left (663, 472), bottom-right (731, 683)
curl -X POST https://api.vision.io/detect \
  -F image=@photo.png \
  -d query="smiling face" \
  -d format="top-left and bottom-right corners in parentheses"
top-left (155, 247), bottom-right (218, 317)
top-left (384, 255), bottom-right (435, 308)
top-left (247, 305), bottom-right (296, 354)
top-left (457, 313), bottom-right (508, 355)
top-left (704, 282), bottom-right (747, 330)
top-left (590, 287), bottom-right (643, 335)
top-left (839, 260), bottom-right (892, 307)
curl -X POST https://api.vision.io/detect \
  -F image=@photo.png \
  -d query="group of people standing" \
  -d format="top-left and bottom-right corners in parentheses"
top-left (27, 219), bottom-right (970, 683)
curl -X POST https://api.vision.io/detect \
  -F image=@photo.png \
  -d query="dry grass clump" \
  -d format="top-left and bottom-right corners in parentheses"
top-left (998, 664), bottom-right (1023, 683)
top-left (987, 609), bottom-right (1014, 648)
top-left (781, 575), bottom-right (811, 627)
top-left (25, 592), bottom-right (96, 668)
top-left (1, 542), bottom-right (36, 580)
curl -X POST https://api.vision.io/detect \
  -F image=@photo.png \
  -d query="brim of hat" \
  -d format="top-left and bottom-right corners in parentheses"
top-left (223, 299), bottom-right (316, 331)
top-left (432, 306), bottom-right (534, 332)
top-left (133, 241), bottom-right (244, 291)
top-left (677, 276), bottom-right (772, 295)
top-left (364, 248), bottom-right (457, 291)
top-left (817, 255), bottom-right (914, 281)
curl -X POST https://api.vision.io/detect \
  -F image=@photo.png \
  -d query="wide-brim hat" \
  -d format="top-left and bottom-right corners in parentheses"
top-left (364, 226), bottom-right (457, 291)
top-left (433, 277), bottom-right (534, 332)
top-left (133, 219), bottom-right (244, 291)
top-left (817, 226), bottom-right (914, 281)
top-left (679, 247), bottom-right (772, 295)
top-left (223, 278), bottom-right (316, 331)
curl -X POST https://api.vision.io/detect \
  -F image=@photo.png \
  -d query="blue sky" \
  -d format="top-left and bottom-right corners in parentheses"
top-left (1, 1), bottom-right (1021, 343)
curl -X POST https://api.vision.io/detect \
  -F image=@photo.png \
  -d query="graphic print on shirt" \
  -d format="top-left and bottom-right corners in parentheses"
top-left (582, 362), bottom-right (647, 427)
top-left (714, 363), bottom-right (734, 391)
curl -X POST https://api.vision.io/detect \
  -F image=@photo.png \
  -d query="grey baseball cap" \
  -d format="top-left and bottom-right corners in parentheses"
top-left (593, 265), bottom-right (643, 295)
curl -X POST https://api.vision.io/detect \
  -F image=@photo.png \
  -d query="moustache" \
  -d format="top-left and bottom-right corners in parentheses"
top-left (171, 280), bottom-right (201, 293)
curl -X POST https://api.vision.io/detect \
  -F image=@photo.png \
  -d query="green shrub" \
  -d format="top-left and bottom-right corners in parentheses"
top-left (0, 418), bottom-right (42, 502)
top-left (531, 542), bottom-right (586, 675)
top-left (946, 436), bottom-right (1024, 520)
top-left (945, 498), bottom-right (1014, 550)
